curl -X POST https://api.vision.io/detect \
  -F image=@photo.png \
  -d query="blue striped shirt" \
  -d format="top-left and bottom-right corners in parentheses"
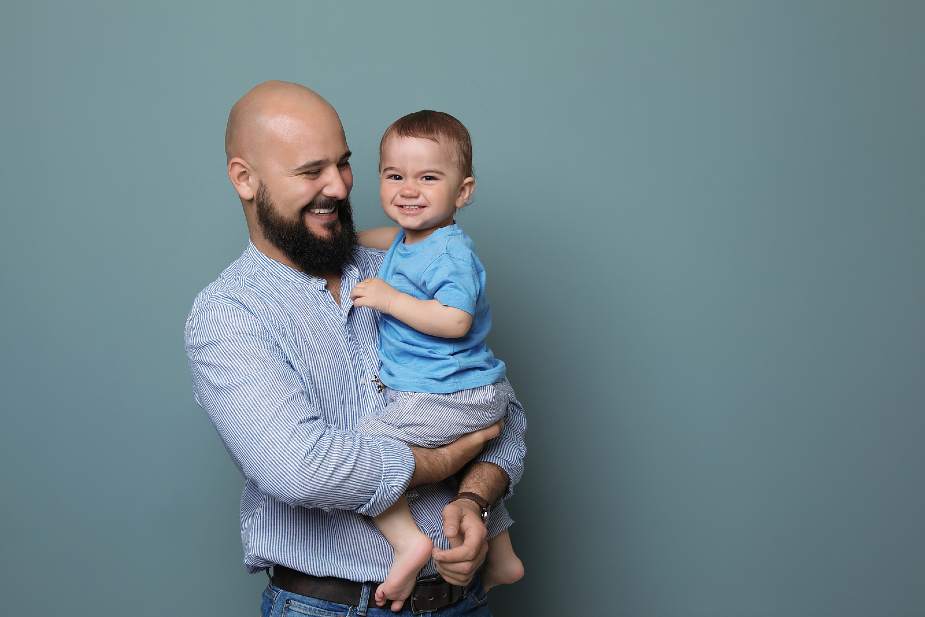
top-left (184, 242), bottom-right (527, 580)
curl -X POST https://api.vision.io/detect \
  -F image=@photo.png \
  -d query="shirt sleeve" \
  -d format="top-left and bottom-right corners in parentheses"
top-left (421, 252), bottom-right (481, 315)
top-left (185, 297), bottom-right (414, 516)
top-left (476, 386), bottom-right (527, 500)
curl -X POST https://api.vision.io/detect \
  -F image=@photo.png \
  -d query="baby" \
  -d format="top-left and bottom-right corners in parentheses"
top-left (351, 110), bottom-right (524, 611)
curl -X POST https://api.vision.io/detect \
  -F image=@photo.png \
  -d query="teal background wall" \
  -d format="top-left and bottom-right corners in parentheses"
top-left (2, 2), bottom-right (922, 615)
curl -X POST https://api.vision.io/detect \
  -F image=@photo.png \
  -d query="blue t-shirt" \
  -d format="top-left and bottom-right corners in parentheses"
top-left (377, 224), bottom-right (506, 393)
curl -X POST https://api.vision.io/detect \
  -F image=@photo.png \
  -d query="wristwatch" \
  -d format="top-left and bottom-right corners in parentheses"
top-left (449, 491), bottom-right (491, 523)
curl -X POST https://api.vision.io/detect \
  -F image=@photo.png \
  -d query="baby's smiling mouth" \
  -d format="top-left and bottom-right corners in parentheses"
top-left (396, 204), bottom-right (425, 210)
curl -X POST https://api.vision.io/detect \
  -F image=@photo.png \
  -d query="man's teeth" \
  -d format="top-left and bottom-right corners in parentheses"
top-left (309, 207), bottom-right (336, 214)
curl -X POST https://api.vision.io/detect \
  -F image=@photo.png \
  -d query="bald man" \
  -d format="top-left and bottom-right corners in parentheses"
top-left (185, 81), bottom-right (526, 616)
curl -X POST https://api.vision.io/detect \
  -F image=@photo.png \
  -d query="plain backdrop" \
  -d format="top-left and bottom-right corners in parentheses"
top-left (2, 2), bottom-right (923, 616)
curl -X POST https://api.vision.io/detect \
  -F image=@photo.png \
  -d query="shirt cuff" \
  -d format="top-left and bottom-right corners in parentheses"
top-left (355, 438), bottom-right (415, 517)
top-left (475, 452), bottom-right (522, 501)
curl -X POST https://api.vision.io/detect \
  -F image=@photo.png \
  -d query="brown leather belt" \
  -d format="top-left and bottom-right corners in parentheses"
top-left (271, 565), bottom-right (468, 613)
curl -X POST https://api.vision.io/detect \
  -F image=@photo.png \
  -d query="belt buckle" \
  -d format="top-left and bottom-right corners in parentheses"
top-left (409, 576), bottom-right (448, 615)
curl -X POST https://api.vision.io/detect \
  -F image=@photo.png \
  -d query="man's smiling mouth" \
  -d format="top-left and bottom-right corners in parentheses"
top-left (308, 206), bottom-right (336, 214)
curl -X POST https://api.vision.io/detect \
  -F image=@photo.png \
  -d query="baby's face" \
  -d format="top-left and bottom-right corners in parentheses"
top-left (379, 135), bottom-right (474, 243)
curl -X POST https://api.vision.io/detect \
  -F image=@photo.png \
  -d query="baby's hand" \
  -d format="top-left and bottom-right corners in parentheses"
top-left (351, 278), bottom-right (399, 314)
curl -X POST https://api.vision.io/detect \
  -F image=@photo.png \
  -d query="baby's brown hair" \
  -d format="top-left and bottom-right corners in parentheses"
top-left (379, 110), bottom-right (473, 178)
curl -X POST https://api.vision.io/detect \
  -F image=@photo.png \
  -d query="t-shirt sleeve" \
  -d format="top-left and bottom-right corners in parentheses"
top-left (421, 252), bottom-right (481, 315)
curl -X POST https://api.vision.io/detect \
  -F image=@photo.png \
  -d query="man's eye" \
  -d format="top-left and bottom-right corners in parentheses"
top-left (302, 170), bottom-right (321, 177)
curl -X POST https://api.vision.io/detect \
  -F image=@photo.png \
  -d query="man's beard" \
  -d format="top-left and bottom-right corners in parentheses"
top-left (255, 183), bottom-right (357, 277)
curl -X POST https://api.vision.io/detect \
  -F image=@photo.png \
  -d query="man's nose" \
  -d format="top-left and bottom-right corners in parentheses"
top-left (322, 166), bottom-right (350, 200)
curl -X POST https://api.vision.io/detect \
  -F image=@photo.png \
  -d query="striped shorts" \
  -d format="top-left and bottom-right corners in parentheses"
top-left (359, 379), bottom-right (514, 449)
top-left (360, 378), bottom-right (516, 534)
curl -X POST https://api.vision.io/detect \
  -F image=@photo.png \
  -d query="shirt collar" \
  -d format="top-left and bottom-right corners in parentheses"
top-left (397, 223), bottom-right (459, 250)
top-left (245, 241), bottom-right (327, 289)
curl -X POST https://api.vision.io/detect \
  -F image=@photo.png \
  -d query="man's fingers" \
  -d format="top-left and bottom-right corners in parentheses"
top-left (433, 544), bottom-right (481, 565)
top-left (433, 530), bottom-right (485, 563)
top-left (434, 541), bottom-right (489, 586)
top-left (436, 572), bottom-right (466, 586)
top-left (434, 563), bottom-right (471, 587)
top-left (433, 537), bottom-right (482, 563)
top-left (433, 542), bottom-right (478, 562)
top-left (436, 558), bottom-right (478, 578)
top-left (434, 506), bottom-right (489, 587)
top-left (467, 421), bottom-right (502, 444)
top-left (449, 422), bottom-right (502, 464)
top-left (457, 512), bottom-right (487, 547)
top-left (442, 508), bottom-right (461, 540)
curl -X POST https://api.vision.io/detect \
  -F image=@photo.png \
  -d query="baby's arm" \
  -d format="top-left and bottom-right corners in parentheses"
top-left (358, 226), bottom-right (400, 250)
top-left (351, 279), bottom-right (473, 339)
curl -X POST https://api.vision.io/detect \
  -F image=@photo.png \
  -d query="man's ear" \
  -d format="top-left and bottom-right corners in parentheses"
top-left (455, 177), bottom-right (476, 209)
top-left (228, 157), bottom-right (258, 201)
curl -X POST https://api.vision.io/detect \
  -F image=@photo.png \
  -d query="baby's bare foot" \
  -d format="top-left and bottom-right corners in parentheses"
top-left (375, 533), bottom-right (432, 611)
top-left (482, 552), bottom-right (524, 592)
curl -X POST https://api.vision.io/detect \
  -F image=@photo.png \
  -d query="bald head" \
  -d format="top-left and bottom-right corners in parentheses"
top-left (223, 81), bottom-right (355, 274)
top-left (224, 80), bottom-right (343, 163)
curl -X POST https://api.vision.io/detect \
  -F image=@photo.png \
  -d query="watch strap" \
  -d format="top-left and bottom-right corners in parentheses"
top-left (449, 492), bottom-right (490, 521)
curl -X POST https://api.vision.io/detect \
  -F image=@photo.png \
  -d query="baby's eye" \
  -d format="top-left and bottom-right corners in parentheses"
top-left (422, 175), bottom-right (438, 182)
top-left (385, 173), bottom-right (402, 181)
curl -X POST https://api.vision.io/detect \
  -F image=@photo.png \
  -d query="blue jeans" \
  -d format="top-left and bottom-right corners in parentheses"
top-left (260, 575), bottom-right (492, 617)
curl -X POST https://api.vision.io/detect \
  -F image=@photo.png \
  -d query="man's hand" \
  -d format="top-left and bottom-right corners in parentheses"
top-left (432, 498), bottom-right (489, 586)
top-left (351, 278), bottom-right (400, 314)
top-left (408, 422), bottom-right (502, 488)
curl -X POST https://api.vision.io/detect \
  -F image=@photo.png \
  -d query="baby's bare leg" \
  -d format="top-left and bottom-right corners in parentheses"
top-left (372, 496), bottom-right (433, 611)
top-left (482, 529), bottom-right (525, 591)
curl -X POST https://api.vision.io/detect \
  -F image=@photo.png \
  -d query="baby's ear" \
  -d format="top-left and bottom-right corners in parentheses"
top-left (456, 177), bottom-right (476, 209)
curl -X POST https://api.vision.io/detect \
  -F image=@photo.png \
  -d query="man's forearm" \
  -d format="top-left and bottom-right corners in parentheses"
top-left (408, 423), bottom-right (504, 488)
top-left (458, 461), bottom-right (509, 505)
top-left (186, 302), bottom-right (415, 517)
